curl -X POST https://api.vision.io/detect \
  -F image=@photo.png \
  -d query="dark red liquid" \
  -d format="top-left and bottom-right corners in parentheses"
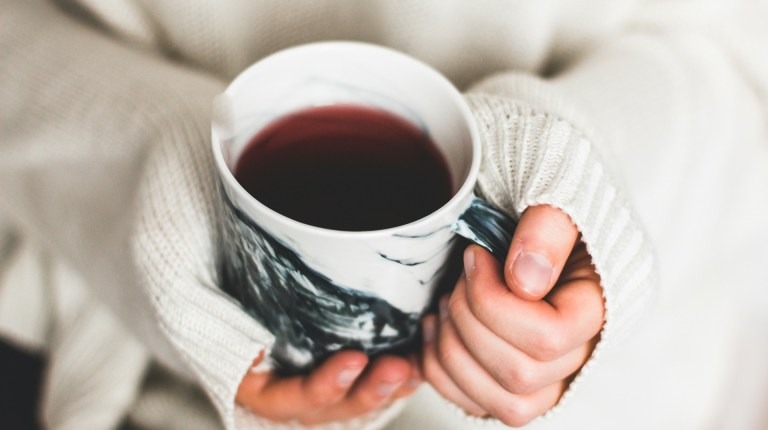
top-left (234, 104), bottom-right (453, 231)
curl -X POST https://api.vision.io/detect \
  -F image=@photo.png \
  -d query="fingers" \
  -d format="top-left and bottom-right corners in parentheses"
top-left (344, 355), bottom-right (411, 412)
top-left (238, 350), bottom-right (368, 421)
top-left (503, 205), bottom-right (579, 300)
top-left (300, 354), bottom-right (413, 425)
top-left (419, 205), bottom-right (602, 424)
top-left (424, 305), bottom-right (566, 427)
top-left (422, 314), bottom-right (487, 417)
top-left (547, 277), bottom-right (605, 353)
top-left (449, 279), bottom-right (593, 394)
top-left (302, 351), bottom-right (370, 406)
top-left (239, 349), bottom-right (422, 426)
top-left (392, 354), bottom-right (423, 399)
top-left (463, 245), bottom-right (603, 361)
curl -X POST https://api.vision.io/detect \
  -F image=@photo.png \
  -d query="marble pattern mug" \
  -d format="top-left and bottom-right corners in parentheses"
top-left (212, 42), bottom-right (516, 375)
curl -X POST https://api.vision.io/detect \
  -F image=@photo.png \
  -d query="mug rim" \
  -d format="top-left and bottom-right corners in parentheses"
top-left (211, 41), bottom-right (481, 239)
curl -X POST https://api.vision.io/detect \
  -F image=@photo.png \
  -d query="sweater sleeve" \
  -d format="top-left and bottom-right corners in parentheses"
top-left (0, 2), bottom-right (409, 429)
top-left (463, 88), bottom-right (658, 419)
top-left (462, 0), bottom-right (767, 418)
top-left (0, 0), bottom-right (274, 427)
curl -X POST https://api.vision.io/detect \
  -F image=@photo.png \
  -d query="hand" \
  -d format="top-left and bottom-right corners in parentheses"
top-left (237, 350), bottom-right (422, 425)
top-left (422, 205), bottom-right (604, 427)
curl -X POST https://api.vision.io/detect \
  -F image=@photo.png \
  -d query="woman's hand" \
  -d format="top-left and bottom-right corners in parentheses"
top-left (422, 205), bottom-right (604, 427)
top-left (237, 351), bottom-right (421, 426)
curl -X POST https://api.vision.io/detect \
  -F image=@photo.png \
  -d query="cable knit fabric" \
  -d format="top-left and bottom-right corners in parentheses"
top-left (2, 0), bottom-right (768, 429)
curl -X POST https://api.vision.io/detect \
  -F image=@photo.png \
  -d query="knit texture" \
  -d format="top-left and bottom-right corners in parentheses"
top-left (130, 102), bottom-right (275, 427)
top-left (0, 1), bottom-right (274, 428)
top-left (2, 0), bottom-right (768, 429)
top-left (466, 90), bottom-right (657, 415)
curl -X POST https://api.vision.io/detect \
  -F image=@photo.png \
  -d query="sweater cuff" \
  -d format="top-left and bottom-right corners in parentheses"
top-left (130, 94), bottom-right (408, 429)
top-left (130, 89), bottom-right (276, 429)
top-left (463, 75), bottom-right (658, 417)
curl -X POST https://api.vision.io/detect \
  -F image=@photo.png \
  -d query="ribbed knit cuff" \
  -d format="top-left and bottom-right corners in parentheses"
top-left (131, 81), bottom-right (408, 430)
top-left (463, 75), bottom-right (658, 417)
top-left (131, 88), bottom-right (276, 429)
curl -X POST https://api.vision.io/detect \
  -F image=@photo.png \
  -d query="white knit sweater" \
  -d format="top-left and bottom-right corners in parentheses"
top-left (1, 0), bottom-right (767, 429)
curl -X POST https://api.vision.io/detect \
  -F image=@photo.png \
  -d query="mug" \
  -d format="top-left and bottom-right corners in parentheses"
top-left (212, 42), bottom-right (516, 375)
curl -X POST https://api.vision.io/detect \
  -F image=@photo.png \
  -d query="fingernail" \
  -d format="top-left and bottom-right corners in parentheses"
top-left (511, 251), bottom-right (553, 296)
top-left (439, 296), bottom-right (449, 322)
top-left (377, 381), bottom-right (402, 398)
top-left (337, 366), bottom-right (365, 387)
top-left (423, 318), bottom-right (435, 344)
top-left (463, 248), bottom-right (475, 282)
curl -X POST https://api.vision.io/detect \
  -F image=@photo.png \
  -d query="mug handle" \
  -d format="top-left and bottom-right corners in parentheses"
top-left (452, 196), bottom-right (518, 262)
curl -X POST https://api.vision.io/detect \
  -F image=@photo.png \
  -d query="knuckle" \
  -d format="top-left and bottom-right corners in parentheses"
top-left (502, 362), bottom-right (539, 394)
top-left (355, 386), bottom-right (385, 410)
top-left (490, 400), bottom-right (534, 428)
top-left (530, 324), bottom-right (567, 361)
top-left (587, 306), bottom-right (607, 336)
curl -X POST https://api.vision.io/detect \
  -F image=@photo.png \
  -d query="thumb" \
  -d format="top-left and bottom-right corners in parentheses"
top-left (504, 205), bottom-right (579, 300)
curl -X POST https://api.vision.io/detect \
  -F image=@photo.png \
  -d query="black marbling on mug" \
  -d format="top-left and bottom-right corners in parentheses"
top-left (217, 181), bottom-right (516, 375)
top-left (210, 42), bottom-right (521, 376)
top-left (218, 186), bottom-right (423, 375)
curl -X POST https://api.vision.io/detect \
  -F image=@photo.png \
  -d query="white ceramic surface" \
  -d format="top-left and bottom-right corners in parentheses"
top-left (212, 42), bottom-right (515, 373)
